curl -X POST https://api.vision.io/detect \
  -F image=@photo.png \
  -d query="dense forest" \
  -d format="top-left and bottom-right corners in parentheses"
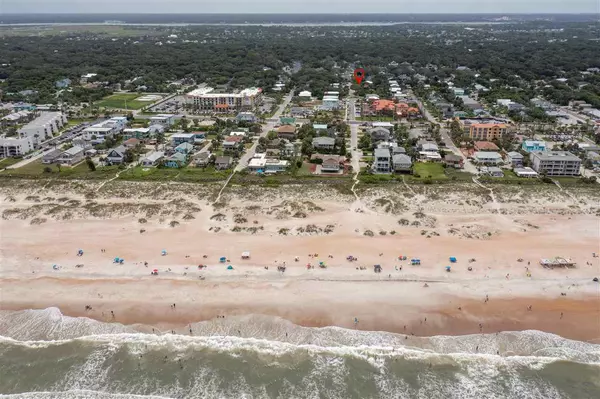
top-left (1, 22), bottom-right (599, 106)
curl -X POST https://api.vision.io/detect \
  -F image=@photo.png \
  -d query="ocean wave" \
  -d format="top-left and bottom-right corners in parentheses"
top-left (0, 391), bottom-right (173, 399)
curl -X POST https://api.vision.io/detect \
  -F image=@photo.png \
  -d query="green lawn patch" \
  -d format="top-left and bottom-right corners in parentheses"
top-left (97, 93), bottom-right (156, 110)
top-left (412, 163), bottom-right (446, 180)
top-left (0, 157), bottom-right (23, 168)
top-left (0, 160), bottom-right (120, 180)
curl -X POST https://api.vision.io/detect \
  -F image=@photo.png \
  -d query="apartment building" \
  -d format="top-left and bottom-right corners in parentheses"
top-left (186, 87), bottom-right (262, 113)
top-left (466, 123), bottom-right (508, 141)
top-left (18, 112), bottom-right (67, 146)
top-left (530, 151), bottom-right (581, 176)
top-left (0, 136), bottom-right (34, 158)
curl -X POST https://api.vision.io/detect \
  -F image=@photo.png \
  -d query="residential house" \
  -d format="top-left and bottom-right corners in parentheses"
top-left (193, 152), bottom-right (212, 167)
top-left (392, 147), bottom-right (406, 155)
top-left (106, 145), bottom-right (127, 165)
top-left (313, 124), bottom-right (328, 133)
top-left (312, 136), bottom-right (335, 151)
top-left (236, 112), bottom-right (257, 123)
top-left (277, 125), bottom-right (297, 140)
top-left (369, 127), bottom-right (391, 142)
top-left (444, 154), bottom-right (464, 168)
top-left (514, 167), bottom-right (539, 178)
top-left (223, 136), bottom-right (243, 150)
top-left (171, 133), bottom-right (195, 146)
top-left (1, 110), bottom-right (33, 126)
top-left (215, 156), bottom-right (233, 170)
top-left (123, 138), bottom-right (141, 149)
top-left (55, 78), bottom-right (72, 88)
top-left (82, 117), bottom-right (126, 144)
top-left (247, 153), bottom-right (289, 173)
top-left (586, 151), bottom-right (600, 167)
top-left (473, 151), bottom-right (503, 165)
top-left (530, 151), bottom-right (581, 176)
top-left (453, 88), bottom-right (465, 97)
top-left (373, 148), bottom-right (392, 173)
top-left (321, 95), bottom-right (340, 110)
top-left (0, 137), bottom-right (34, 158)
top-left (140, 151), bottom-right (164, 167)
top-left (507, 151), bottom-right (524, 167)
top-left (298, 90), bottom-right (312, 98)
top-left (165, 152), bottom-right (187, 168)
top-left (123, 128), bottom-right (151, 140)
top-left (481, 166), bottom-right (504, 177)
top-left (435, 102), bottom-right (454, 118)
top-left (56, 146), bottom-right (85, 166)
top-left (420, 142), bottom-right (439, 153)
top-left (149, 114), bottom-right (175, 127)
top-left (392, 154), bottom-right (412, 172)
top-left (321, 156), bottom-right (342, 173)
top-left (41, 148), bottom-right (63, 164)
top-left (521, 140), bottom-right (547, 153)
top-left (458, 96), bottom-right (483, 110)
top-left (175, 142), bottom-right (194, 155)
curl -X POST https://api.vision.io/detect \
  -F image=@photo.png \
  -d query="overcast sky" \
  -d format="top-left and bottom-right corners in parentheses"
top-left (1, 0), bottom-right (598, 14)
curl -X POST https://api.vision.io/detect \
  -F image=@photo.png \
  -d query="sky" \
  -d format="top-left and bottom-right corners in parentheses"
top-left (1, 0), bottom-right (598, 14)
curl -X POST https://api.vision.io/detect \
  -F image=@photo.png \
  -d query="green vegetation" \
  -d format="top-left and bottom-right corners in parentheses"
top-left (0, 158), bottom-right (22, 168)
top-left (412, 163), bottom-right (446, 180)
top-left (0, 160), bottom-right (120, 180)
top-left (118, 166), bottom-right (230, 182)
top-left (97, 93), bottom-right (155, 110)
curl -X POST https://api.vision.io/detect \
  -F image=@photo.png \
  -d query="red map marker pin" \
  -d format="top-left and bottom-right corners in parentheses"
top-left (353, 68), bottom-right (365, 85)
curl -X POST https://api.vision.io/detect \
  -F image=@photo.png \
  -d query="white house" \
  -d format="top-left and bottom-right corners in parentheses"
top-left (140, 151), bottom-right (165, 167)
top-left (312, 137), bottom-right (335, 150)
top-left (149, 114), bottom-right (175, 127)
top-left (298, 90), bottom-right (312, 98)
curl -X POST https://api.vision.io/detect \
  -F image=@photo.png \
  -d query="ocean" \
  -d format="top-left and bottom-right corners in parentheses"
top-left (0, 308), bottom-right (599, 399)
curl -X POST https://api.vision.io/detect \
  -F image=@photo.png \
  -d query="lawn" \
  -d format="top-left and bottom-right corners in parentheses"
top-left (412, 163), bottom-right (447, 180)
top-left (119, 166), bottom-right (230, 182)
top-left (0, 157), bottom-right (23, 169)
top-left (97, 93), bottom-right (155, 110)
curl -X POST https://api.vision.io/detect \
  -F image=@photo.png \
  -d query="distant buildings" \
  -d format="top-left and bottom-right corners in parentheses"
top-left (55, 78), bottom-right (71, 88)
top-left (149, 114), bottom-right (175, 127)
top-left (186, 87), bottom-right (262, 113)
top-left (530, 151), bottom-right (581, 176)
top-left (0, 136), bottom-right (34, 158)
top-left (82, 117), bottom-right (127, 144)
top-left (236, 112), bottom-right (257, 123)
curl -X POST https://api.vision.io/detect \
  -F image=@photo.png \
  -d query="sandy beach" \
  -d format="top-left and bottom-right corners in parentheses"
top-left (1, 179), bottom-right (599, 342)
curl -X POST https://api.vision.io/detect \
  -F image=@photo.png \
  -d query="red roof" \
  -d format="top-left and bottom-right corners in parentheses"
top-left (474, 141), bottom-right (500, 151)
top-left (373, 100), bottom-right (396, 112)
top-left (215, 104), bottom-right (229, 109)
top-left (225, 136), bottom-right (243, 143)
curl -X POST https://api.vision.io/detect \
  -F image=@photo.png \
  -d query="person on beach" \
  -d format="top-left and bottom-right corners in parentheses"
top-left (560, 312), bottom-right (563, 319)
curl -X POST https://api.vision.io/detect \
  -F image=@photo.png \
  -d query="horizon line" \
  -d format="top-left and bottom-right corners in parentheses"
top-left (1, 12), bottom-right (598, 15)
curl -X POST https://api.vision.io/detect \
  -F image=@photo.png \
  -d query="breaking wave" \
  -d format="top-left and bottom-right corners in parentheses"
top-left (0, 308), bottom-right (599, 399)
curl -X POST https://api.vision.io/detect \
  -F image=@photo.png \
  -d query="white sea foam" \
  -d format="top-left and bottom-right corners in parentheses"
top-left (0, 391), bottom-right (173, 399)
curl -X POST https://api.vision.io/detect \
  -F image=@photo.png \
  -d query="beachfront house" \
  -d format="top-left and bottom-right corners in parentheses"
top-left (373, 148), bottom-right (392, 173)
top-left (42, 148), bottom-right (62, 164)
top-left (507, 151), bottom-right (524, 168)
top-left (175, 142), bottom-right (194, 155)
top-left (444, 154), bottom-right (464, 168)
top-left (106, 145), bottom-right (127, 165)
top-left (192, 152), bottom-right (212, 167)
top-left (56, 146), bottom-right (85, 166)
top-left (215, 156), bottom-right (233, 170)
top-left (171, 133), bottom-right (195, 146)
top-left (392, 154), bottom-right (412, 172)
top-left (164, 152), bottom-right (187, 168)
top-left (140, 151), bottom-right (164, 167)
top-left (321, 156), bottom-right (342, 173)
top-left (473, 151), bottom-right (503, 165)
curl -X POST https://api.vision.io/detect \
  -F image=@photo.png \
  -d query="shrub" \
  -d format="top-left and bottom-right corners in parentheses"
top-left (43, 166), bottom-right (52, 173)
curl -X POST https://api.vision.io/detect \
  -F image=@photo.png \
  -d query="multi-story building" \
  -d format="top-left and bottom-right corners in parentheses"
top-left (149, 114), bottom-right (175, 127)
top-left (18, 112), bottom-right (67, 146)
top-left (186, 87), bottom-right (262, 113)
top-left (530, 151), bottom-right (581, 176)
top-left (82, 117), bottom-right (128, 144)
top-left (467, 123), bottom-right (508, 141)
top-left (373, 148), bottom-right (392, 173)
top-left (0, 136), bottom-right (34, 158)
top-left (521, 140), bottom-right (546, 153)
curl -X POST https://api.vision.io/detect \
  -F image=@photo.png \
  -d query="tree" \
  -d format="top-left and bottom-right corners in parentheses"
top-left (266, 130), bottom-right (278, 140)
top-left (85, 157), bottom-right (96, 171)
top-left (123, 149), bottom-right (134, 164)
top-left (358, 134), bottom-right (372, 150)
top-left (43, 166), bottom-right (52, 173)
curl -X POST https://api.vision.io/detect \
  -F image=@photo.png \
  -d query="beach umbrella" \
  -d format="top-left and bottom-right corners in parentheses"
top-left (227, 265), bottom-right (233, 270)
top-left (449, 257), bottom-right (457, 263)
top-left (161, 250), bottom-right (167, 256)
top-left (220, 257), bottom-right (227, 263)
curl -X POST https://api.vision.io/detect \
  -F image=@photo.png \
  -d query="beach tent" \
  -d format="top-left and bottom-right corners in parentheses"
top-left (77, 249), bottom-right (84, 256)
top-left (220, 257), bottom-right (227, 263)
top-left (449, 257), bottom-right (457, 263)
top-left (52, 264), bottom-right (60, 270)
top-left (151, 269), bottom-right (158, 275)
top-left (411, 258), bottom-right (421, 265)
top-left (114, 257), bottom-right (120, 263)
top-left (241, 251), bottom-right (250, 259)
top-left (227, 265), bottom-right (233, 270)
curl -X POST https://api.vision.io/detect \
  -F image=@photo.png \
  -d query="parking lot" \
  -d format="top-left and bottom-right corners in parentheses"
top-left (148, 95), bottom-right (185, 114)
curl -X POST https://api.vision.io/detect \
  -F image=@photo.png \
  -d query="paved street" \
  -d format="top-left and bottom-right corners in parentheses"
top-left (234, 91), bottom-right (294, 172)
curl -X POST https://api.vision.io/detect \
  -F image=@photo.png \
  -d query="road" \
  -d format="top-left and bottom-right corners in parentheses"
top-left (414, 98), bottom-right (478, 174)
top-left (234, 91), bottom-right (294, 172)
top-left (346, 98), bottom-right (360, 172)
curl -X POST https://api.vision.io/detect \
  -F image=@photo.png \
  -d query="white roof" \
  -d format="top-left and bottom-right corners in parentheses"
top-left (187, 87), bottom-right (261, 98)
top-left (123, 128), bottom-right (150, 133)
top-left (474, 151), bottom-right (502, 159)
top-left (64, 146), bottom-right (84, 155)
top-left (171, 133), bottom-right (195, 138)
top-left (142, 151), bottom-right (165, 162)
top-left (372, 122), bottom-right (393, 127)
top-left (299, 90), bottom-right (312, 97)
top-left (84, 126), bottom-right (113, 132)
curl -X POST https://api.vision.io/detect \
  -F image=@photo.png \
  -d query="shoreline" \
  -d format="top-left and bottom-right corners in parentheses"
top-left (2, 276), bottom-right (599, 343)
